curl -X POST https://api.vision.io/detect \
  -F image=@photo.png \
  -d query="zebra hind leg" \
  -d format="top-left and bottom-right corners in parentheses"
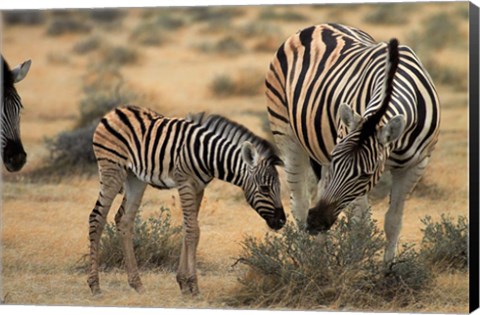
top-left (115, 173), bottom-right (147, 293)
top-left (88, 165), bottom-right (127, 296)
top-left (384, 158), bottom-right (430, 262)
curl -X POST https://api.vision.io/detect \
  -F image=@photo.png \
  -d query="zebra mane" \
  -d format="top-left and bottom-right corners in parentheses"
top-left (187, 112), bottom-right (283, 165)
top-left (358, 38), bottom-right (400, 143)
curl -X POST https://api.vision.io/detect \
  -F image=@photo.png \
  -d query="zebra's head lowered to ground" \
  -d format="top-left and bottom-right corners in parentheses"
top-left (306, 39), bottom-right (406, 235)
top-left (1, 56), bottom-right (31, 172)
top-left (240, 141), bottom-right (286, 230)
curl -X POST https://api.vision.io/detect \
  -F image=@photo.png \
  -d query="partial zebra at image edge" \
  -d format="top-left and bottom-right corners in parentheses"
top-left (469, 1), bottom-right (480, 314)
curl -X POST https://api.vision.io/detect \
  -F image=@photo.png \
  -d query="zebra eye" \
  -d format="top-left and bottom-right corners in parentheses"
top-left (258, 184), bottom-right (270, 195)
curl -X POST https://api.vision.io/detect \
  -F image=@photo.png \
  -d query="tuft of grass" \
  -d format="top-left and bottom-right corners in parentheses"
top-left (419, 214), bottom-right (468, 271)
top-left (229, 208), bottom-right (433, 310)
top-left (2, 10), bottom-right (46, 26)
top-left (210, 68), bottom-right (264, 97)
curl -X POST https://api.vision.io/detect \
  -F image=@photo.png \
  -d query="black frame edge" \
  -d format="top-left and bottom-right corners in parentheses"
top-left (470, 1), bottom-right (480, 314)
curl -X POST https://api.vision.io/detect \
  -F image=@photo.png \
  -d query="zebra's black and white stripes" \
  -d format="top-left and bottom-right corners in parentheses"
top-left (1, 56), bottom-right (31, 172)
top-left (87, 105), bottom-right (285, 295)
top-left (266, 24), bottom-right (440, 262)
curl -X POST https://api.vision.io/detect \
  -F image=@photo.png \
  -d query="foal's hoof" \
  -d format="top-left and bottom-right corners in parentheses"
top-left (134, 285), bottom-right (145, 294)
top-left (177, 276), bottom-right (199, 296)
top-left (89, 285), bottom-right (102, 297)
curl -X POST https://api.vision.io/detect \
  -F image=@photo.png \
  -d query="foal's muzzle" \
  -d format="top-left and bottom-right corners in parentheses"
top-left (3, 140), bottom-right (27, 172)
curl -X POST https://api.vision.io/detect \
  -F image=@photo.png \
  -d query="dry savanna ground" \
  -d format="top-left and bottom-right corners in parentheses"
top-left (0, 2), bottom-right (470, 313)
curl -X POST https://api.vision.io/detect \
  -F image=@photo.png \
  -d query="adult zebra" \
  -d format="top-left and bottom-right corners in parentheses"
top-left (88, 106), bottom-right (285, 296)
top-left (1, 56), bottom-right (31, 172)
top-left (266, 24), bottom-right (440, 262)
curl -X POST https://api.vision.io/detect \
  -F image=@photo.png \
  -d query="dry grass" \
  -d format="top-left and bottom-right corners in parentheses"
top-left (1, 3), bottom-right (469, 313)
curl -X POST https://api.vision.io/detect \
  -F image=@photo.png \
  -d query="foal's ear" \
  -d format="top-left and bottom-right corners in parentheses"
top-left (241, 142), bottom-right (258, 167)
top-left (377, 115), bottom-right (406, 145)
top-left (12, 59), bottom-right (32, 83)
top-left (339, 103), bottom-right (363, 132)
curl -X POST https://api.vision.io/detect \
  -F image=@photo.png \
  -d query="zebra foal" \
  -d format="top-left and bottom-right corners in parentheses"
top-left (266, 24), bottom-right (440, 262)
top-left (1, 55), bottom-right (31, 172)
top-left (88, 105), bottom-right (286, 296)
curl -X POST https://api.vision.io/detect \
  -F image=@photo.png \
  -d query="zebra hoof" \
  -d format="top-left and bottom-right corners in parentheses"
top-left (90, 286), bottom-right (102, 296)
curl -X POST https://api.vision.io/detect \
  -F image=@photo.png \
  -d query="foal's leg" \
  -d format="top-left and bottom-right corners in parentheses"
top-left (176, 184), bottom-right (204, 295)
top-left (88, 165), bottom-right (126, 295)
top-left (115, 173), bottom-right (147, 293)
top-left (384, 158), bottom-right (430, 262)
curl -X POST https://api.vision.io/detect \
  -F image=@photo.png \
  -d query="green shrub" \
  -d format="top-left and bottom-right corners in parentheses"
top-left (98, 207), bottom-right (182, 271)
top-left (420, 214), bottom-right (468, 271)
top-left (230, 208), bottom-right (432, 309)
top-left (2, 10), bottom-right (46, 26)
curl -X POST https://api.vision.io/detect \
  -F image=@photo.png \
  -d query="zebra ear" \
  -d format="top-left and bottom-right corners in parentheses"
top-left (378, 115), bottom-right (406, 145)
top-left (241, 141), bottom-right (258, 167)
top-left (339, 103), bottom-right (363, 131)
top-left (11, 59), bottom-right (32, 83)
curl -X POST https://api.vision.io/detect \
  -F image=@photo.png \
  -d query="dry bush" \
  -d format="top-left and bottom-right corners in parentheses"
top-left (419, 214), bottom-right (468, 271)
top-left (210, 68), bottom-right (264, 97)
top-left (363, 3), bottom-right (413, 25)
top-left (101, 45), bottom-right (138, 66)
top-left (39, 66), bottom-right (139, 177)
top-left (2, 10), bottom-right (46, 26)
top-left (76, 207), bottom-right (182, 272)
top-left (73, 36), bottom-right (102, 55)
top-left (88, 8), bottom-right (126, 25)
top-left (196, 36), bottom-right (246, 57)
top-left (46, 15), bottom-right (91, 36)
top-left (130, 22), bottom-right (167, 47)
top-left (422, 58), bottom-right (467, 92)
top-left (409, 12), bottom-right (464, 52)
top-left (229, 208), bottom-right (433, 310)
top-left (258, 8), bottom-right (307, 22)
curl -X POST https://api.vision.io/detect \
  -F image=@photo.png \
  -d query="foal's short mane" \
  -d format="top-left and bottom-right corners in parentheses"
top-left (187, 112), bottom-right (282, 164)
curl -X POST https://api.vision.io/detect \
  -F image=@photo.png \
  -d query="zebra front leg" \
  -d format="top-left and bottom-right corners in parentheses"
top-left (275, 134), bottom-right (314, 227)
top-left (176, 185), bottom-right (204, 296)
top-left (116, 174), bottom-right (147, 293)
top-left (88, 166), bottom-right (126, 295)
top-left (384, 158), bottom-right (429, 262)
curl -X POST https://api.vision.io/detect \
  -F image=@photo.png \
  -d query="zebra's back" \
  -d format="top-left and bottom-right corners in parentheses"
top-left (93, 105), bottom-right (188, 189)
top-left (266, 23), bottom-right (440, 168)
